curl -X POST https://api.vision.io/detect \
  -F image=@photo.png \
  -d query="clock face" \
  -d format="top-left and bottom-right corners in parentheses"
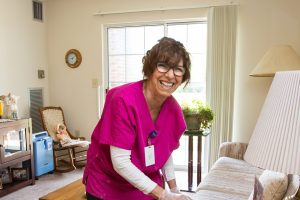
top-left (65, 49), bottom-right (82, 68)
top-left (67, 53), bottom-right (77, 65)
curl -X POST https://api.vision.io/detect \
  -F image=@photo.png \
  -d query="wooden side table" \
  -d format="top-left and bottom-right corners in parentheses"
top-left (39, 178), bottom-right (85, 200)
top-left (182, 130), bottom-right (210, 192)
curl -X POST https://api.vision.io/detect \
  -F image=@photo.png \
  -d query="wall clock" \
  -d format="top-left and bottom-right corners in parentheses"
top-left (65, 49), bottom-right (82, 68)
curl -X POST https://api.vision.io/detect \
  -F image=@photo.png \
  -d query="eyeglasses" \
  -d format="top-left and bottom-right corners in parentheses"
top-left (156, 62), bottom-right (186, 77)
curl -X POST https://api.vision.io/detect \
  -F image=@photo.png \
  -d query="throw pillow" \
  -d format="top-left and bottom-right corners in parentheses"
top-left (249, 170), bottom-right (288, 200)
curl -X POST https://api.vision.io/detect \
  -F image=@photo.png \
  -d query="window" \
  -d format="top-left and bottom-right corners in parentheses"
top-left (107, 25), bottom-right (164, 88)
top-left (105, 22), bottom-right (207, 168)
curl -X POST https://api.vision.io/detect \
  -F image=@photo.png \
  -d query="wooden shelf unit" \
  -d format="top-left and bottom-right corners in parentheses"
top-left (0, 118), bottom-right (35, 197)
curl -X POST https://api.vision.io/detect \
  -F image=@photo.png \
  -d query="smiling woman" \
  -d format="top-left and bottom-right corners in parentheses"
top-left (83, 37), bottom-right (192, 200)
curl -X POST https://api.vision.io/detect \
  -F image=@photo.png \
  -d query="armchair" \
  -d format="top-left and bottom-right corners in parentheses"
top-left (39, 106), bottom-right (89, 172)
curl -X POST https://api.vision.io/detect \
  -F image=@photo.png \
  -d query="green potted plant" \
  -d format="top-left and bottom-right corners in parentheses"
top-left (181, 99), bottom-right (214, 131)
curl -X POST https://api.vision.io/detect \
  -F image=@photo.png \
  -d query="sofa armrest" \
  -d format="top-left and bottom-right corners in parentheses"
top-left (218, 142), bottom-right (248, 160)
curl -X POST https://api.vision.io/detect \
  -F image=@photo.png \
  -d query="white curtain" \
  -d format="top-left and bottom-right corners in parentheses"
top-left (206, 5), bottom-right (238, 169)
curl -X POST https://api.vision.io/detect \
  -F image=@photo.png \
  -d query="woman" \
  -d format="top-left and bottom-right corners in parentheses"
top-left (83, 37), bottom-right (192, 200)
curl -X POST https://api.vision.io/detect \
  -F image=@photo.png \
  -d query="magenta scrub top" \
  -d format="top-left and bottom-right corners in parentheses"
top-left (83, 80), bottom-right (186, 200)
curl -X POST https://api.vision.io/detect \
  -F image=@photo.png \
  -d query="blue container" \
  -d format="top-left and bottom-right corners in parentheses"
top-left (32, 131), bottom-right (54, 177)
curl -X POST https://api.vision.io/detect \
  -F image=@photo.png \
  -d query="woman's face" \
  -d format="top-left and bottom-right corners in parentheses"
top-left (147, 59), bottom-right (183, 99)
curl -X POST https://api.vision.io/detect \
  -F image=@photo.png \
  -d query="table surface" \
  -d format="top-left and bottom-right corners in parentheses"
top-left (39, 178), bottom-right (85, 200)
top-left (184, 129), bottom-right (210, 136)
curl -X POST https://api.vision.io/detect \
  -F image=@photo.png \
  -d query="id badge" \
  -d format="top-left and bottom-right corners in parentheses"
top-left (145, 145), bottom-right (155, 167)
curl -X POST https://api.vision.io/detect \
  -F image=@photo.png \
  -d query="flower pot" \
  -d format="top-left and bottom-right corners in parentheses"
top-left (184, 113), bottom-right (200, 130)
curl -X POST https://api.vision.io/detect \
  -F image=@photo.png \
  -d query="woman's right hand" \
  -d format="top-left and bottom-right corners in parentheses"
top-left (159, 190), bottom-right (192, 200)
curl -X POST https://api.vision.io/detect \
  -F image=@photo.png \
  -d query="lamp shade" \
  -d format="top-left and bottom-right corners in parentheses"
top-left (250, 45), bottom-right (300, 77)
top-left (244, 71), bottom-right (300, 174)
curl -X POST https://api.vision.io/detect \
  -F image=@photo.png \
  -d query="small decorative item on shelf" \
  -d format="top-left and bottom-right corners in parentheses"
top-left (181, 99), bottom-right (214, 131)
top-left (0, 169), bottom-right (12, 185)
top-left (0, 93), bottom-right (19, 120)
top-left (0, 100), bottom-right (3, 119)
top-left (11, 168), bottom-right (29, 181)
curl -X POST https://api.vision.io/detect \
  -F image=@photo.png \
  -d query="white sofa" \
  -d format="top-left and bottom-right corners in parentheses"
top-left (193, 142), bottom-right (299, 200)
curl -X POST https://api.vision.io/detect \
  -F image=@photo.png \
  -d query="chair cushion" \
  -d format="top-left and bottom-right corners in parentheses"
top-left (42, 109), bottom-right (64, 141)
top-left (195, 157), bottom-right (264, 200)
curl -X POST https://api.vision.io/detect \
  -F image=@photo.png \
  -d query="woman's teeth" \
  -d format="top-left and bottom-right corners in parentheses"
top-left (160, 81), bottom-right (174, 88)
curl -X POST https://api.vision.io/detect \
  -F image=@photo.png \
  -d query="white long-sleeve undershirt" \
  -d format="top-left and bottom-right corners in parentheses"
top-left (110, 145), bottom-right (176, 194)
top-left (161, 154), bottom-right (175, 181)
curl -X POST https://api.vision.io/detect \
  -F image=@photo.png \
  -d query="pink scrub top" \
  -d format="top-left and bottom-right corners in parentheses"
top-left (83, 80), bottom-right (186, 200)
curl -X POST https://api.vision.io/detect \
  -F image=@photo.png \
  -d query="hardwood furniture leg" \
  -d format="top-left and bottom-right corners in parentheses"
top-left (54, 151), bottom-right (59, 170)
top-left (188, 135), bottom-right (193, 191)
top-left (197, 136), bottom-right (202, 185)
top-left (68, 148), bottom-right (76, 170)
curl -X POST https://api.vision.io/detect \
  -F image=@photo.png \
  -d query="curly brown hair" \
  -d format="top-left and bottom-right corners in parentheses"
top-left (142, 37), bottom-right (191, 85)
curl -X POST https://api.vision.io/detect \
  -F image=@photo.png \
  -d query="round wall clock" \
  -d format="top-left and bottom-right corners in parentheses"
top-left (65, 49), bottom-right (82, 68)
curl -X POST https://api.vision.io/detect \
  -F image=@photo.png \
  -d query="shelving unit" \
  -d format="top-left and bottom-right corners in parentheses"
top-left (0, 118), bottom-right (35, 197)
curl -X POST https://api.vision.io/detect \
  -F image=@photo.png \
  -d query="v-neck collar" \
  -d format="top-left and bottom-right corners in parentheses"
top-left (139, 80), bottom-right (170, 129)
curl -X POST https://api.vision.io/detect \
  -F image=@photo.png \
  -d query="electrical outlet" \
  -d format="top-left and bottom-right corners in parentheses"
top-left (38, 69), bottom-right (45, 79)
top-left (92, 79), bottom-right (99, 88)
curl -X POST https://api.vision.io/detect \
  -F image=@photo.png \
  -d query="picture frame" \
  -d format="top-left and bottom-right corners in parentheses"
top-left (0, 168), bottom-right (12, 184)
top-left (11, 168), bottom-right (29, 181)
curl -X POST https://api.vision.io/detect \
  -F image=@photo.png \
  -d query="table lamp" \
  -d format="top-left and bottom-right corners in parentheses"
top-left (244, 71), bottom-right (300, 196)
top-left (250, 45), bottom-right (300, 77)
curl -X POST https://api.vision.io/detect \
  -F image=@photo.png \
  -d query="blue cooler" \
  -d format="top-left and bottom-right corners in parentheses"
top-left (32, 131), bottom-right (54, 177)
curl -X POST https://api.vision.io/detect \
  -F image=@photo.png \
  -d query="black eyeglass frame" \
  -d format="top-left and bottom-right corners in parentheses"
top-left (156, 62), bottom-right (186, 77)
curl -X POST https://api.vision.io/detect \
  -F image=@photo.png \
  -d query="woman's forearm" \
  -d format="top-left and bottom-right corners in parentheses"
top-left (110, 146), bottom-right (158, 195)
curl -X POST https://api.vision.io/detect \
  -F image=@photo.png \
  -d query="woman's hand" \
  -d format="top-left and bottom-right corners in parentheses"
top-left (170, 186), bottom-right (180, 194)
top-left (158, 190), bottom-right (192, 200)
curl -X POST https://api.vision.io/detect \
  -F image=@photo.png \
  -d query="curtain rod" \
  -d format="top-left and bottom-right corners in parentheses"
top-left (93, 2), bottom-right (238, 16)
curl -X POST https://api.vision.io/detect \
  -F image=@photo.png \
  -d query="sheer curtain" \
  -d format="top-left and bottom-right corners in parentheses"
top-left (206, 5), bottom-right (238, 169)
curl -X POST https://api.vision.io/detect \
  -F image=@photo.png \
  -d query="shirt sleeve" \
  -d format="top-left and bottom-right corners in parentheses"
top-left (161, 155), bottom-right (176, 181)
top-left (110, 145), bottom-right (157, 194)
top-left (99, 95), bottom-right (136, 150)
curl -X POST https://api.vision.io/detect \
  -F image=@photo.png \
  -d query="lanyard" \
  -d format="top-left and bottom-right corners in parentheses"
top-left (147, 130), bottom-right (157, 146)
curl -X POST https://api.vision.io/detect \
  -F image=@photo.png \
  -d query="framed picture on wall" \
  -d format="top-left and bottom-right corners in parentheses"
top-left (11, 168), bottom-right (29, 181)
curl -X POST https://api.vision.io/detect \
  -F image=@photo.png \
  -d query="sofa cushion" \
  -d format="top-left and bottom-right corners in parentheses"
top-left (195, 157), bottom-right (264, 200)
top-left (248, 170), bottom-right (288, 200)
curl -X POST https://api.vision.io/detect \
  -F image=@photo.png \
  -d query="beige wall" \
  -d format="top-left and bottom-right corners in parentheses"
top-left (233, 0), bottom-right (300, 142)
top-left (0, 0), bottom-right (49, 118)
top-left (2, 0), bottom-right (300, 142)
